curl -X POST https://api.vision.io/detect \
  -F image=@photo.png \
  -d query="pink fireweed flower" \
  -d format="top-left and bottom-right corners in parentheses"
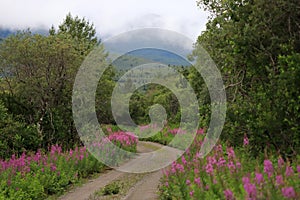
top-left (285, 166), bottom-right (294, 177)
top-left (227, 161), bottom-right (236, 173)
top-left (186, 179), bottom-right (191, 185)
top-left (165, 181), bottom-right (169, 187)
top-left (7, 179), bottom-right (11, 186)
top-left (227, 147), bottom-right (236, 160)
top-left (242, 176), bottom-right (251, 185)
top-left (33, 150), bottom-right (42, 162)
top-left (197, 128), bottom-right (204, 135)
top-left (224, 189), bottom-right (234, 200)
top-left (79, 154), bottom-right (84, 161)
top-left (215, 144), bottom-right (223, 153)
top-left (176, 163), bottom-right (184, 173)
top-left (205, 163), bottom-right (214, 175)
top-left (106, 127), bottom-right (112, 133)
top-left (207, 156), bottom-right (217, 165)
top-left (194, 177), bottom-right (201, 186)
top-left (264, 159), bottom-right (274, 177)
top-left (255, 173), bottom-right (264, 185)
top-left (236, 162), bottom-right (241, 169)
top-left (50, 163), bottom-right (57, 171)
top-left (163, 169), bottom-right (169, 177)
top-left (276, 175), bottom-right (284, 186)
top-left (281, 187), bottom-right (296, 199)
top-left (181, 156), bottom-right (187, 165)
top-left (171, 162), bottom-right (177, 173)
top-left (217, 157), bottom-right (226, 168)
top-left (244, 182), bottom-right (257, 199)
top-left (196, 152), bottom-right (202, 159)
top-left (243, 135), bottom-right (249, 146)
top-left (189, 190), bottom-right (194, 197)
top-left (278, 157), bottom-right (285, 169)
top-left (69, 149), bottom-right (73, 157)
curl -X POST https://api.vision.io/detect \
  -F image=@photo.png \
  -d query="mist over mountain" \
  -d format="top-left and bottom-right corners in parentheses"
top-left (112, 48), bottom-right (191, 70)
top-left (0, 27), bottom-right (48, 40)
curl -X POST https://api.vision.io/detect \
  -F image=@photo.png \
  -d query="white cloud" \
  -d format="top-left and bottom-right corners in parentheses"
top-left (0, 0), bottom-right (209, 41)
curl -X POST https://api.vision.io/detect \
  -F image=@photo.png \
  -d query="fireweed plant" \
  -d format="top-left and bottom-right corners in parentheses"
top-left (0, 131), bottom-right (137, 200)
top-left (158, 130), bottom-right (299, 199)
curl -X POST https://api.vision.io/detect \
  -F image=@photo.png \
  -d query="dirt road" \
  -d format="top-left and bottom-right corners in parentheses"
top-left (58, 141), bottom-right (182, 200)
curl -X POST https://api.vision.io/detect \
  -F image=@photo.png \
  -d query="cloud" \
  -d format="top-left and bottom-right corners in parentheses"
top-left (0, 0), bottom-right (209, 41)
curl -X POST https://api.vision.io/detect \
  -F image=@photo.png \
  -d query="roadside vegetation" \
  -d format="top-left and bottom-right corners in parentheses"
top-left (0, 0), bottom-right (299, 199)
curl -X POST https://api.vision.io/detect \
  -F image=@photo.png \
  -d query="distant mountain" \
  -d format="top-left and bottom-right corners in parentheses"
top-left (0, 27), bottom-right (48, 40)
top-left (112, 48), bottom-right (191, 70)
top-left (0, 28), bottom-right (14, 39)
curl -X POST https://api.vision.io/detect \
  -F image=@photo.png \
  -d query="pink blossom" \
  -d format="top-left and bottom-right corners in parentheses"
top-left (243, 135), bottom-right (249, 146)
top-left (276, 175), bottom-right (284, 186)
top-left (242, 176), bottom-right (251, 185)
top-left (194, 177), bottom-right (201, 186)
top-left (244, 182), bottom-right (257, 200)
top-left (197, 128), bottom-right (204, 135)
top-left (224, 189), bottom-right (234, 200)
top-left (236, 162), bottom-right (241, 169)
top-left (181, 156), bottom-right (187, 165)
top-left (217, 157), bottom-right (226, 168)
top-left (281, 187), bottom-right (296, 199)
top-left (165, 181), bottom-right (169, 187)
top-left (285, 166), bottom-right (294, 177)
top-left (186, 179), bottom-right (191, 185)
top-left (255, 173), bottom-right (264, 185)
top-left (205, 163), bottom-right (214, 175)
top-left (189, 190), bottom-right (194, 197)
top-left (176, 163), bottom-right (184, 173)
top-left (227, 147), bottom-right (236, 160)
top-left (207, 156), bottom-right (217, 165)
top-left (264, 159), bottom-right (274, 177)
top-left (278, 157), bottom-right (285, 169)
top-left (215, 144), bottom-right (223, 153)
top-left (227, 161), bottom-right (236, 173)
top-left (50, 163), bottom-right (57, 171)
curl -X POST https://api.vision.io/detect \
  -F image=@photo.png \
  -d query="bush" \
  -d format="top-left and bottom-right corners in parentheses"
top-left (0, 100), bottom-right (41, 159)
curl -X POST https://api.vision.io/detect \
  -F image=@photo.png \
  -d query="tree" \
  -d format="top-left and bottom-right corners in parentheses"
top-left (50, 13), bottom-right (98, 55)
top-left (195, 0), bottom-right (300, 157)
top-left (0, 14), bottom-right (108, 151)
top-left (0, 31), bottom-right (85, 148)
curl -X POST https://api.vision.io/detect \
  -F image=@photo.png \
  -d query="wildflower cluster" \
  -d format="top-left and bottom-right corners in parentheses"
top-left (0, 131), bottom-right (138, 199)
top-left (159, 131), bottom-right (299, 199)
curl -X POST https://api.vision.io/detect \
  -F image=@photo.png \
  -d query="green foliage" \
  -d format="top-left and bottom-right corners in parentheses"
top-left (159, 133), bottom-right (300, 199)
top-left (0, 31), bottom-right (83, 150)
top-left (0, 100), bottom-right (39, 159)
top-left (101, 182), bottom-right (121, 195)
top-left (0, 146), bottom-right (105, 200)
top-left (51, 13), bottom-right (98, 53)
top-left (96, 66), bottom-right (116, 124)
top-left (0, 13), bottom-right (105, 153)
top-left (195, 0), bottom-right (300, 157)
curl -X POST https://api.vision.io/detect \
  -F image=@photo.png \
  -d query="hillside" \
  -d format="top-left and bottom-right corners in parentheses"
top-left (112, 48), bottom-right (191, 70)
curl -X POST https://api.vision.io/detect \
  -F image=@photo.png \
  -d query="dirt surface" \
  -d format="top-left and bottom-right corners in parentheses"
top-left (122, 171), bottom-right (163, 200)
top-left (58, 141), bottom-right (182, 200)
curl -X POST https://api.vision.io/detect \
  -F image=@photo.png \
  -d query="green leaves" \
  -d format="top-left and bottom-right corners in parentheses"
top-left (195, 0), bottom-right (300, 157)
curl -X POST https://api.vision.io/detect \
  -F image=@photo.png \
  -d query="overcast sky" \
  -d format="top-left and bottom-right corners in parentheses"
top-left (0, 0), bottom-right (209, 41)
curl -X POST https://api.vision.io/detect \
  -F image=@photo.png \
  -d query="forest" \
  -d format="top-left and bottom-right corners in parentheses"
top-left (0, 0), bottom-right (299, 199)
